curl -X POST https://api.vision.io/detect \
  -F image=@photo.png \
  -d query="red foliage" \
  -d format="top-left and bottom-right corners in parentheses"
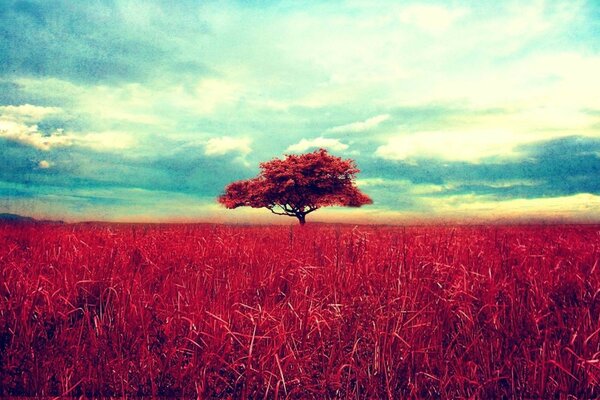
top-left (218, 149), bottom-right (372, 224)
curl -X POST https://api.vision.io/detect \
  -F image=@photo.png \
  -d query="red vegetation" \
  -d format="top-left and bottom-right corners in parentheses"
top-left (219, 149), bottom-right (372, 224)
top-left (1, 222), bottom-right (599, 398)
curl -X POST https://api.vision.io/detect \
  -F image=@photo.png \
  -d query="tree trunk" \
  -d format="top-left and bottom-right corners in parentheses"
top-left (297, 214), bottom-right (306, 225)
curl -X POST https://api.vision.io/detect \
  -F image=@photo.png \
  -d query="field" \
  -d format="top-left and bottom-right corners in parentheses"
top-left (0, 222), bottom-right (599, 398)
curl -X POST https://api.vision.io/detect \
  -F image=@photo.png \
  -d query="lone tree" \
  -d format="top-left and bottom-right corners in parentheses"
top-left (218, 148), bottom-right (372, 225)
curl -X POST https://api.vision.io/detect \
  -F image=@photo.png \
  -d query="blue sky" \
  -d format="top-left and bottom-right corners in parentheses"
top-left (1, 0), bottom-right (599, 223)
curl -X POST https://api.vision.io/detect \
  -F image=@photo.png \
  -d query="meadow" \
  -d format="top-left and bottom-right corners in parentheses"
top-left (0, 222), bottom-right (599, 398)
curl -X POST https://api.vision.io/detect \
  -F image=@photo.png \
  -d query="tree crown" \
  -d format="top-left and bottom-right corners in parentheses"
top-left (218, 149), bottom-right (372, 223)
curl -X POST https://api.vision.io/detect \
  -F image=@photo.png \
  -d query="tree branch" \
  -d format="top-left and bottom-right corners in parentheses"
top-left (268, 204), bottom-right (295, 216)
top-left (268, 208), bottom-right (288, 216)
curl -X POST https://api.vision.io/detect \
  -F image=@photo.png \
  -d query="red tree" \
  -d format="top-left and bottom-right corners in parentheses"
top-left (218, 149), bottom-right (372, 224)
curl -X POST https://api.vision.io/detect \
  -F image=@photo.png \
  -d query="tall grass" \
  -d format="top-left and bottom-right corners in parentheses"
top-left (0, 223), bottom-right (599, 398)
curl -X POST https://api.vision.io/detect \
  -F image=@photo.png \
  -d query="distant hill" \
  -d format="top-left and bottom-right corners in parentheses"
top-left (0, 213), bottom-right (66, 224)
top-left (0, 213), bottom-right (36, 222)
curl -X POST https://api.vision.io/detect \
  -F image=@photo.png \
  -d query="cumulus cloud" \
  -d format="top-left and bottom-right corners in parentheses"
top-left (0, 119), bottom-right (136, 152)
top-left (285, 137), bottom-right (349, 153)
top-left (0, 120), bottom-right (72, 150)
top-left (0, 102), bottom-right (139, 152)
top-left (327, 114), bottom-right (390, 134)
top-left (204, 136), bottom-right (252, 156)
top-left (0, 104), bottom-right (70, 150)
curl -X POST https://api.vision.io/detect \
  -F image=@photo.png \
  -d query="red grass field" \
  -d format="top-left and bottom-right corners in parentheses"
top-left (0, 222), bottom-right (599, 398)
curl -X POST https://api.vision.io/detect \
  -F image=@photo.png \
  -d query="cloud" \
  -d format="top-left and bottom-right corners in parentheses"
top-left (0, 120), bottom-right (72, 150)
top-left (327, 114), bottom-right (390, 134)
top-left (464, 179), bottom-right (541, 189)
top-left (375, 129), bottom-right (533, 162)
top-left (38, 160), bottom-right (51, 169)
top-left (361, 136), bottom-right (600, 203)
top-left (192, 79), bottom-right (240, 114)
top-left (0, 103), bottom-right (69, 150)
top-left (204, 136), bottom-right (252, 156)
top-left (0, 1), bottom-right (208, 84)
top-left (357, 177), bottom-right (451, 195)
top-left (79, 131), bottom-right (136, 151)
top-left (399, 4), bottom-right (468, 34)
top-left (296, 191), bottom-right (600, 224)
top-left (0, 119), bottom-right (136, 152)
top-left (419, 193), bottom-right (600, 222)
top-left (285, 137), bottom-right (349, 153)
top-left (0, 104), bottom-right (62, 121)
top-left (374, 124), bottom-right (600, 163)
top-left (425, 52), bottom-right (600, 113)
top-left (0, 101), bottom-right (139, 152)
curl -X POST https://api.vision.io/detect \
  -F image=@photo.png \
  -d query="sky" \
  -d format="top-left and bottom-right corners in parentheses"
top-left (1, 0), bottom-right (599, 224)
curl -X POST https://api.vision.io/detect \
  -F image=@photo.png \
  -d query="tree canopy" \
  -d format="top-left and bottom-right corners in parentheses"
top-left (218, 149), bottom-right (372, 224)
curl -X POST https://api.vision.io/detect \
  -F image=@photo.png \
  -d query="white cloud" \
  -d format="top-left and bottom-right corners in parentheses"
top-left (80, 83), bottom-right (169, 125)
top-left (0, 119), bottom-right (136, 152)
top-left (356, 177), bottom-right (541, 198)
top-left (466, 179), bottom-right (541, 189)
top-left (356, 178), bottom-right (401, 187)
top-left (399, 4), bottom-right (468, 34)
top-left (192, 78), bottom-right (240, 114)
top-left (285, 137), bottom-right (349, 153)
top-left (327, 114), bottom-right (390, 134)
top-left (356, 177), bottom-right (451, 195)
top-left (38, 160), bottom-right (52, 169)
top-left (0, 120), bottom-right (72, 150)
top-left (0, 104), bottom-right (62, 121)
top-left (79, 131), bottom-right (136, 151)
top-left (204, 136), bottom-right (252, 156)
top-left (420, 193), bottom-right (600, 222)
top-left (312, 193), bottom-right (600, 224)
top-left (424, 52), bottom-right (600, 114)
top-left (0, 100), bottom-right (139, 152)
top-left (375, 129), bottom-right (534, 162)
top-left (0, 104), bottom-right (70, 150)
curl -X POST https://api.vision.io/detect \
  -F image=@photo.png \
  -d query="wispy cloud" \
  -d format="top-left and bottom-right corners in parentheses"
top-left (79, 132), bottom-right (136, 151)
top-left (419, 193), bottom-right (600, 222)
top-left (399, 4), bottom-right (468, 34)
top-left (327, 114), bottom-right (390, 134)
top-left (0, 104), bottom-right (63, 121)
top-left (375, 130), bottom-right (528, 162)
top-left (204, 136), bottom-right (252, 157)
top-left (285, 137), bottom-right (349, 153)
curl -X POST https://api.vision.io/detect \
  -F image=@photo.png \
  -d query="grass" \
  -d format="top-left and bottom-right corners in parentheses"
top-left (0, 222), bottom-right (599, 398)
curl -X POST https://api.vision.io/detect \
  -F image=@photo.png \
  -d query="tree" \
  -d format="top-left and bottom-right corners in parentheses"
top-left (218, 148), bottom-right (372, 225)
